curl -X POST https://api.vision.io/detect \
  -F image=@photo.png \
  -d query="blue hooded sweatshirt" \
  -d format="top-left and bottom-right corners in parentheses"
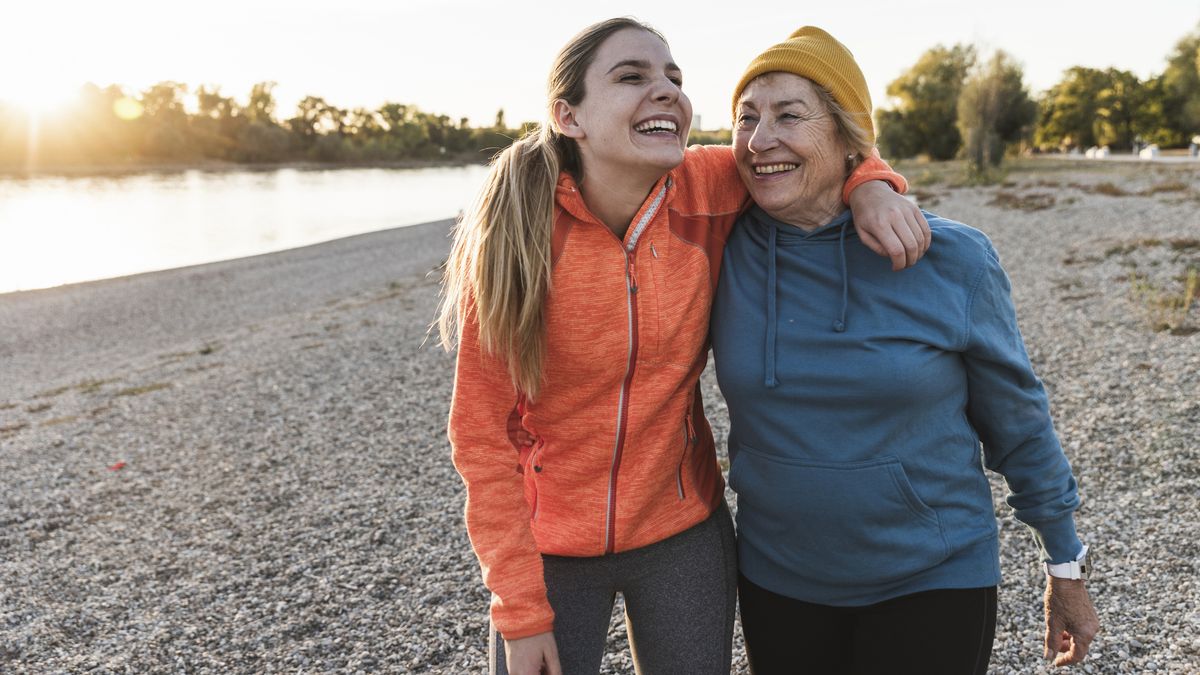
top-left (710, 206), bottom-right (1082, 606)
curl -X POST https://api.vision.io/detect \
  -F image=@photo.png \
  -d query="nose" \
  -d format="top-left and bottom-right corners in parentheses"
top-left (747, 119), bottom-right (777, 154)
top-left (651, 76), bottom-right (680, 104)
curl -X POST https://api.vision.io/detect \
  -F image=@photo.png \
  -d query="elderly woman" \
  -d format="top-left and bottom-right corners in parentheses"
top-left (710, 28), bottom-right (1101, 674)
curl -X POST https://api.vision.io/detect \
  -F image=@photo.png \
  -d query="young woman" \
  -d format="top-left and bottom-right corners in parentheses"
top-left (437, 18), bottom-right (925, 675)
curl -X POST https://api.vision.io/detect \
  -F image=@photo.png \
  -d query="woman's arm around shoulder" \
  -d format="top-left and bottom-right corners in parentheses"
top-left (846, 149), bottom-right (929, 271)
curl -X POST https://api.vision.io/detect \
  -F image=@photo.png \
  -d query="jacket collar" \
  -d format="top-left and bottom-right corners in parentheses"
top-left (555, 170), bottom-right (675, 228)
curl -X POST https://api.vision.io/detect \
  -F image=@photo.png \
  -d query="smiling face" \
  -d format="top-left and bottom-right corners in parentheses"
top-left (555, 28), bottom-right (693, 183)
top-left (733, 72), bottom-right (849, 227)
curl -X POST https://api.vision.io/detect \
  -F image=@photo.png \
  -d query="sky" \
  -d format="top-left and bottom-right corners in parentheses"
top-left (4, 0), bottom-right (1198, 130)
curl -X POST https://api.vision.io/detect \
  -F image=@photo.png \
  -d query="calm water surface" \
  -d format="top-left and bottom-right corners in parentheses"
top-left (0, 165), bottom-right (490, 293)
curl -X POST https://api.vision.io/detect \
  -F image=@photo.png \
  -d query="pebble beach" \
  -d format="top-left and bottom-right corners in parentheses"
top-left (1, 159), bottom-right (1198, 673)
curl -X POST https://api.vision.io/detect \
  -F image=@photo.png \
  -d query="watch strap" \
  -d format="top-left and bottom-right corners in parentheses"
top-left (1045, 544), bottom-right (1089, 580)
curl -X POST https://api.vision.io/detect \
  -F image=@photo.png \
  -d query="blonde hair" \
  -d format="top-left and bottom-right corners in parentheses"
top-left (437, 18), bottom-right (666, 398)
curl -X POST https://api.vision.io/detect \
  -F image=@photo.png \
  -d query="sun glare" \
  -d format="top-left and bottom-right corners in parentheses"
top-left (5, 80), bottom-right (77, 117)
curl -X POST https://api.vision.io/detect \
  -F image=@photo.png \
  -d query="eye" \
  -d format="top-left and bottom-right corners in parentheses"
top-left (668, 75), bottom-right (683, 87)
top-left (618, 72), bottom-right (643, 83)
top-left (735, 113), bottom-right (758, 128)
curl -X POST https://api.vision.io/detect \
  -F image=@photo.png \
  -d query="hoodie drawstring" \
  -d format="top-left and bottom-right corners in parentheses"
top-left (764, 223), bottom-right (779, 388)
top-left (834, 220), bottom-right (849, 333)
top-left (761, 211), bottom-right (852, 388)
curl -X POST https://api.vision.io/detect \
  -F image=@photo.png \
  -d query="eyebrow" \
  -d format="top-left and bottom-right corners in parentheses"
top-left (772, 99), bottom-right (813, 109)
top-left (606, 59), bottom-right (681, 74)
top-left (738, 98), bottom-right (815, 112)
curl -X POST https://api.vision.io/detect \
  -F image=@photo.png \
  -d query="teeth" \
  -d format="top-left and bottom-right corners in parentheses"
top-left (634, 119), bottom-right (677, 133)
top-left (754, 163), bottom-right (798, 175)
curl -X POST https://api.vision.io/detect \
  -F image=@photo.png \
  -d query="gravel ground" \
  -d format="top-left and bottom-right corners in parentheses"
top-left (1, 162), bottom-right (1197, 673)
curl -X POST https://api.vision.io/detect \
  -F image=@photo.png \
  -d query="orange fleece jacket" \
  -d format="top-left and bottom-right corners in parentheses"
top-left (449, 144), bottom-right (905, 639)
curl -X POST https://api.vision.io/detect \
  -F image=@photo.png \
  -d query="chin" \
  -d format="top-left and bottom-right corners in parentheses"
top-left (646, 148), bottom-right (685, 171)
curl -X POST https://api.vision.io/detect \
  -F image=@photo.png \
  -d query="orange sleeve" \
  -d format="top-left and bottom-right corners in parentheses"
top-left (685, 143), bottom-right (906, 207)
top-left (841, 147), bottom-right (908, 204)
top-left (447, 301), bottom-right (555, 640)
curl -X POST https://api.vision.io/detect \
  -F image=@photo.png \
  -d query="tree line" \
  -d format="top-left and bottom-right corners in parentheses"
top-left (878, 23), bottom-right (1200, 171)
top-left (0, 82), bottom-right (732, 171)
top-left (3, 23), bottom-right (1196, 173)
top-left (0, 82), bottom-right (541, 170)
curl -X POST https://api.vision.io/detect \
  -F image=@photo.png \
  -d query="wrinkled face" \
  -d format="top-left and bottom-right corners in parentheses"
top-left (558, 28), bottom-right (693, 180)
top-left (733, 72), bottom-right (848, 224)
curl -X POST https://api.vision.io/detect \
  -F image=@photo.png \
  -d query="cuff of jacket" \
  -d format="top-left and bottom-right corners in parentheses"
top-left (491, 593), bottom-right (556, 641)
top-left (841, 169), bottom-right (909, 205)
top-left (1028, 513), bottom-right (1084, 564)
top-left (495, 618), bottom-right (556, 642)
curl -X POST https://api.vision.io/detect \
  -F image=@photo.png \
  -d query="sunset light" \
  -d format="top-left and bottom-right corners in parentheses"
top-left (4, 77), bottom-right (77, 117)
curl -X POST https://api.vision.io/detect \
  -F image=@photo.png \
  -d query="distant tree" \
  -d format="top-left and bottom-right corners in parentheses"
top-left (233, 122), bottom-right (290, 162)
top-left (1135, 75), bottom-right (1174, 146)
top-left (876, 44), bottom-right (976, 159)
top-left (493, 108), bottom-right (506, 130)
top-left (138, 81), bottom-right (191, 159)
top-left (957, 51), bottom-right (1036, 171)
top-left (1095, 69), bottom-right (1146, 149)
top-left (192, 85), bottom-right (241, 159)
top-left (243, 82), bottom-right (278, 125)
top-left (1035, 67), bottom-right (1108, 150)
top-left (1159, 23), bottom-right (1200, 145)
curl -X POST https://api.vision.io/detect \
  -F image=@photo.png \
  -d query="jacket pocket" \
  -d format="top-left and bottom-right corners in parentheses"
top-left (676, 413), bottom-right (697, 500)
top-left (524, 438), bottom-right (545, 521)
top-left (729, 445), bottom-right (949, 586)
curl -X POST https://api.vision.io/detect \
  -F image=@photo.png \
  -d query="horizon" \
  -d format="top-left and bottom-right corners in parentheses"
top-left (3, 1), bottom-right (1198, 130)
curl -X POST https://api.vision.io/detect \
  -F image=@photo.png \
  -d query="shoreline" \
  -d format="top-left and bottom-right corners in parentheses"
top-left (0, 218), bottom-right (454, 399)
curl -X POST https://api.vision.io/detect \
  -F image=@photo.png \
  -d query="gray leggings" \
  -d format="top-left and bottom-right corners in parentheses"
top-left (490, 501), bottom-right (737, 675)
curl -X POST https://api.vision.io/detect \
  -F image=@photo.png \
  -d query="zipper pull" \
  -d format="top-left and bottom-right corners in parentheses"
top-left (685, 413), bottom-right (697, 444)
top-left (629, 255), bottom-right (639, 294)
top-left (650, 242), bottom-right (658, 259)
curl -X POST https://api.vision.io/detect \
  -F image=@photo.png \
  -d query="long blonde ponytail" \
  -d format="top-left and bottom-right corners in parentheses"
top-left (436, 17), bottom-right (666, 398)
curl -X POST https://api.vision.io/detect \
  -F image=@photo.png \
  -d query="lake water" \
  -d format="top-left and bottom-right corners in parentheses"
top-left (0, 165), bottom-right (491, 293)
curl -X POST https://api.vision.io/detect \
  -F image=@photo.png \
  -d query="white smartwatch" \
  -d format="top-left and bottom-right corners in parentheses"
top-left (1045, 544), bottom-right (1091, 580)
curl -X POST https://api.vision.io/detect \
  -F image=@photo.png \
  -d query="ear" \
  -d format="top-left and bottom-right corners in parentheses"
top-left (553, 99), bottom-right (585, 140)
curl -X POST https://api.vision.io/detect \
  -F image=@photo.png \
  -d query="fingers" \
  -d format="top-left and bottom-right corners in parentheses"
top-left (1043, 623), bottom-right (1062, 661)
top-left (1054, 633), bottom-right (1090, 667)
top-left (893, 216), bottom-right (921, 269)
top-left (864, 225), bottom-right (907, 271)
top-left (908, 207), bottom-right (931, 254)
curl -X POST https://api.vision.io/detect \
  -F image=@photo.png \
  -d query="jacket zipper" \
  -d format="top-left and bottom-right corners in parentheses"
top-left (676, 413), bottom-right (696, 500)
top-left (604, 180), bottom-right (669, 554)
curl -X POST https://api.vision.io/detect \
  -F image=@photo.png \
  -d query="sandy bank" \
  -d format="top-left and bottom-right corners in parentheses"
top-left (0, 219), bottom-right (454, 399)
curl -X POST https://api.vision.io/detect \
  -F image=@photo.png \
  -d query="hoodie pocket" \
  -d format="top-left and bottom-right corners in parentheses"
top-left (729, 445), bottom-right (949, 586)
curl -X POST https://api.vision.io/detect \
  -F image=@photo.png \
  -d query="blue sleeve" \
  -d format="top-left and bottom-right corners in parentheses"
top-left (962, 240), bottom-right (1083, 564)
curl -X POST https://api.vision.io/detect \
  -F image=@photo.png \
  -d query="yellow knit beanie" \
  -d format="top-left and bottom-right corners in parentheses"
top-left (732, 26), bottom-right (874, 144)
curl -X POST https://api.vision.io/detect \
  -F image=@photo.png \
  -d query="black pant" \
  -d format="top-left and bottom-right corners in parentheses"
top-left (738, 573), bottom-right (997, 675)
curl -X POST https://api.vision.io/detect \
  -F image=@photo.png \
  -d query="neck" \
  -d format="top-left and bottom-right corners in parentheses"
top-left (770, 192), bottom-right (847, 232)
top-left (576, 160), bottom-right (664, 240)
